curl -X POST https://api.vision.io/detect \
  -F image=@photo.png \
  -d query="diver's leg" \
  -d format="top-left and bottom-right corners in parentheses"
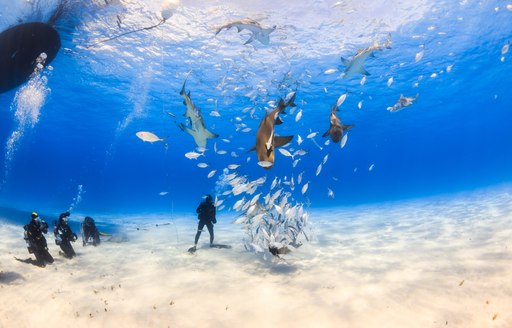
top-left (33, 250), bottom-right (46, 267)
top-left (206, 222), bottom-right (214, 246)
top-left (194, 221), bottom-right (205, 245)
top-left (43, 248), bottom-right (54, 264)
top-left (61, 241), bottom-right (73, 258)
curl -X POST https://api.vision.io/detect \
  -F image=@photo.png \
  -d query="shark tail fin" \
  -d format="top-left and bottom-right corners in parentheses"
top-left (285, 93), bottom-right (297, 108)
top-left (274, 135), bottom-right (293, 148)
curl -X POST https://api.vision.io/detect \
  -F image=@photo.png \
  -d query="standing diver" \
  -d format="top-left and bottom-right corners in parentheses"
top-left (54, 211), bottom-right (78, 258)
top-left (23, 212), bottom-right (54, 267)
top-left (191, 194), bottom-right (216, 252)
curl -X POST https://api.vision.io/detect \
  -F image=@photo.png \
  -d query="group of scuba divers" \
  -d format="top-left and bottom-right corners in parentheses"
top-left (21, 194), bottom-right (217, 267)
top-left (22, 211), bottom-right (101, 267)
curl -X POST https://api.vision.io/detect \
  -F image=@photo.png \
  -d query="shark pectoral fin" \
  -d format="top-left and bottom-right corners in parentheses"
top-left (322, 129), bottom-right (330, 138)
top-left (274, 135), bottom-right (293, 148)
top-left (244, 35), bottom-right (255, 45)
top-left (205, 129), bottom-right (219, 139)
top-left (359, 67), bottom-right (370, 76)
top-left (343, 124), bottom-right (355, 131)
top-left (275, 116), bottom-right (284, 125)
top-left (340, 57), bottom-right (349, 66)
top-left (247, 145), bottom-right (256, 153)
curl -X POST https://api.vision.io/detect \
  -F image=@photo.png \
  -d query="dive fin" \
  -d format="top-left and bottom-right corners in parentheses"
top-left (274, 135), bottom-right (293, 148)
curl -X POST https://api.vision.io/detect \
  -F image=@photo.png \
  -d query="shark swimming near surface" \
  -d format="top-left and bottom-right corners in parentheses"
top-left (340, 34), bottom-right (392, 79)
top-left (215, 19), bottom-right (276, 45)
top-left (248, 93), bottom-right (296, 169)
top-left (177, 79), bottom-right (219, 148)
top-left (322, 102), bottom-right (354, 143)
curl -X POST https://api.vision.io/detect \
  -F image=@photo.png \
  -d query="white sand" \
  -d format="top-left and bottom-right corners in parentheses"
top-left (1, 186), bottom-right (511, 328)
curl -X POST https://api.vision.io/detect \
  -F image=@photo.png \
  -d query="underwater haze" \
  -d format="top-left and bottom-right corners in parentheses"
top-left (0, 0), bottom-right (511, 216)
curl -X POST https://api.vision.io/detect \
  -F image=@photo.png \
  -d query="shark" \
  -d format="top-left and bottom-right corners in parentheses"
top-left (387, 94), bottom-right (419, 112)
top-left (340, 34), bottom-right (392, 79)
top-left (322, 102), bottom-right (354, 143)
top-left (215, 19), bottom-right (276, 45)
top-left (177, 79), bottom-right (219, 148)
top-left (248, 93), bottom-right (296, 169)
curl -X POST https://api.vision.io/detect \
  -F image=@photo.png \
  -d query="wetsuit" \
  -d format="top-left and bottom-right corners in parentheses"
top-left (194, 199), bottom-right (216, 246)
top-left (54, 219), bottom-right (77, 258)
top-left (82, 217), bottom-right (100, 246)
top-left (24, 218), bottom-right (54, 267)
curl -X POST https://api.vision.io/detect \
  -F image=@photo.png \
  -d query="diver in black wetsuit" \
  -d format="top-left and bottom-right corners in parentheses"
top-left (23, 212), bottom-right (54, 267)
top-left (54, 211), bottom-right (77, 258)
top-left (82, 216), bottom-right (100, 246)
top-left (194, 194), bottom-right (216, 248)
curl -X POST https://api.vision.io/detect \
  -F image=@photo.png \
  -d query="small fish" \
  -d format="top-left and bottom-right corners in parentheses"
top-left (241, 127), bottom-right (252, 133)
top-left (336, 93), bottom-right (347, 107)
top-left (216, 150), bottom-right (227, 155)
top-left (306, 132), bottom-right (318, 139)
top-left (297, 135), bottom-right (304, 145)
top-left (358, 100), bottom-right (363, 109)
top-left (415, 49), bottom-right (424, 62)
top-left (322, 154), bottom-right (329, 165)
top-left (207, 170), bottom-right (217, 178)
top-left (136, 131), bottom-right (163, 143)
top-left (387, 76), bottom-right (394, 87)
top-left (324, 68), bottom-right (338, 74)
top-left (297, 172), bottom-right (304, 184)
top-left (340, 133), bottom-right (348, 148)
top-left (369, 163), bottom-right (375, 171)
top-left (159, 191), bottom-right (169, 196)
top-left (327, 188), bottom-right (334, 199)
top-left (222, 138), bottom-right (231, 143)
top-left (185, 151), bottom-right (203, 160)
top-left (295, 109), bottom-right (303, 122)
top-left (502, 43), bottom-right (509, 55)
top-left (315, 163), bottom-right (322, 176)
top-left (257, 161), bottom-right (273, 168)
top-left (210, 111), bottom-right (221, 117)
top-left (270, 177), bottom-right (278, 190)
top-left (459, 280), bottom-right (464, 286)
top-left (278, 148), bottom-right (293, 158)
top-left (446, 64), bottom-right (453, 73)
top-left (228, 164), bottom-right (240, 170)
top-left (360, 75), bottom-right (366, 85)
top-left (293, 149), bottom-right (307, 157)
top-left (197, 163), bottom-right (209, 168)
top-left (166, 111), bottom-right (176, 118)
top-left (301, 181), bottom-right (309, 195)
top-left (292, 159), bottom-right (300, 167)
top-left (231, 151), bottom-right (238, 158)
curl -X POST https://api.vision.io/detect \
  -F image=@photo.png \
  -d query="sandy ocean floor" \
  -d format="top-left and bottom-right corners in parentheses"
top-left (1, 186), bottom-right (511, 328)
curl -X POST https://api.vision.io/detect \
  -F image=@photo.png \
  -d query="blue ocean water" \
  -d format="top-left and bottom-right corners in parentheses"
top-left (0, 0), bottom-right (511, 218)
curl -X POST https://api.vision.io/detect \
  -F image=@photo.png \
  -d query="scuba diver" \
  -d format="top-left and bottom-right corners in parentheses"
top-left (191, 194), bottom-right (216, 251)
top-left (23, 212), bottom-right (54, 267)
top-left (54, 211), bottom-right (78, 258)
top-left (81, 216), bottom-right (100, 246)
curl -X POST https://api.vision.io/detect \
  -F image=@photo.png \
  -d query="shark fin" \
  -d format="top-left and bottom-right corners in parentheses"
top-left (322, 129), bottom-right (330, 138)
top-left (246, 145), bottom-right (256, 153)
top-left (359, 67), bottom-right (370, 76)
top-left (244, 35), bottom-right (255, 45)
top-left (205, 129), bottom-right (219, 139)
top-left (340, 57), bottom-right (350, 66)
top-left (274, 135), bottom-right (293, 148)
top-left (275, 116), bottom-right (284, 125)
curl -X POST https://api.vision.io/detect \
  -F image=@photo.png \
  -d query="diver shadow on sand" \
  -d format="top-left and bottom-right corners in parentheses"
top-left (0, 271), bottom-right (25, 284)
top-left (14, 257), bottom-right (48, 268)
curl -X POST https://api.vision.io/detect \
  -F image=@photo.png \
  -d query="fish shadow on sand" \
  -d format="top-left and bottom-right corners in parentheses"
top-left (0, 271), bottom-right (25, 284)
